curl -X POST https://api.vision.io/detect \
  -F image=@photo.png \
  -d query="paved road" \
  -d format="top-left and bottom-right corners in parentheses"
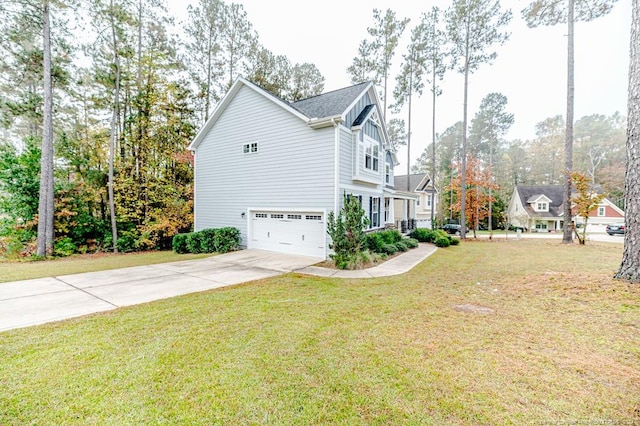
top-left (474, 231), bottom-right (624, 244)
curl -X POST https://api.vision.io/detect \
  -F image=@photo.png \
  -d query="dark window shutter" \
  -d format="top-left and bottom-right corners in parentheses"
top-left (369, 197), bottom-right (373, 228)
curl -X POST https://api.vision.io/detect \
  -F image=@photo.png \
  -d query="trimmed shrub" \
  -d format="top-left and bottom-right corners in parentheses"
top-left (434, 236), bottom-right (451, 248)
top-left (410, 228), bottom-right (434, 243)
top-left (172, 233), bottom-right (189, 254)
top-left (395, 240), bottom-right (408, 252)
top-left (379, 229), bottom-right (403, 244)
top-left (215, 227), bottom-right (241, 253)
top-left (365, 232), bottom-right (386, 253)
top-left (185, 232), bottom-right (203, 254)
top-left (404, 237), bottom-right (419, 248)
top-left (449, 237), bottom-right (460, 246)
top-left (381, 243), bottom-right (397, 255)
top-left (433, 229), bottom-right (450, 240)
top-left (199, 228), bottom-right (218, 253)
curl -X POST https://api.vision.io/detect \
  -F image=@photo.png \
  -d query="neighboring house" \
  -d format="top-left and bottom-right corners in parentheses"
top-left (188, 77), bottom-right (418, 259)
top-left (393, 173), bottom-right (437, 229)
top-left (507, 185), bottom-right (624, 232)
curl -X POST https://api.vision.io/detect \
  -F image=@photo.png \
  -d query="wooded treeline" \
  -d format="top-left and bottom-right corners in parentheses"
top-left (0, 0), bottom-right (325, 257)
top-left (0, 0), bottom-right (627, 258)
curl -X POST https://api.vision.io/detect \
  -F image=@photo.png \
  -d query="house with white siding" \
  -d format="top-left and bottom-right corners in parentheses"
top-left (393, 173), bottom-right (438, 229)
top-left (188, 77), bottom-right (417, 259)
top-left (507, 185), bottom-right (624, 232)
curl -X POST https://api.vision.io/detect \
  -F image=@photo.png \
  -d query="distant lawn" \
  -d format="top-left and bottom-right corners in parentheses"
top-left (1, 240), bottom-right (639, 424)
top-left (0, 251), bottom-right (213, 283)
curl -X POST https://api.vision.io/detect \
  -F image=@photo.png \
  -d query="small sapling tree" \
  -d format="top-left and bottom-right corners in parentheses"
top-left (571, 171), bottom-right (606, 245)
top-left (327, 194), bottom-right (369, 269)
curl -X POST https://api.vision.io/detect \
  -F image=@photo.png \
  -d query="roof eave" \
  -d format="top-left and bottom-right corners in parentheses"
top-left (308, 115), bottom-right (344, 129)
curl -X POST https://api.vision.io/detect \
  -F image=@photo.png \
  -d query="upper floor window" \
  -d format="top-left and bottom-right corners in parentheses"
top-left (426, 194), bottom-right (432, 207)
top-left (364, 138), bottom-right (379, 172)
top-left (598, 206), bottom-right (606, 217)
top-left (243, 142), bottom-right (258, 154)
top-left (536, 202), bottom-right (548, 212)
top-left (385, 163), bottom-right (391, 184)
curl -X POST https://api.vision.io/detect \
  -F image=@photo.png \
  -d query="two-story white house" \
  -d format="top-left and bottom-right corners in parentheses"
top-left (188, 77), bottom-right (417, 259)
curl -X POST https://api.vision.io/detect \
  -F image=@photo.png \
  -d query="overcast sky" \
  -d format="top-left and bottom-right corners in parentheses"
top-left (171, 0), bottom-right (632, 172)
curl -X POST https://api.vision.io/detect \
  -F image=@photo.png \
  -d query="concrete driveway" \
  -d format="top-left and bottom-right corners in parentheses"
top-left (0, 250), bottom-right (321, 332)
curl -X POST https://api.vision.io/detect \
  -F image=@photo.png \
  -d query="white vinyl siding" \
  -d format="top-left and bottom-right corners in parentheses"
top-left (194, 85), bottom-right (334, 246)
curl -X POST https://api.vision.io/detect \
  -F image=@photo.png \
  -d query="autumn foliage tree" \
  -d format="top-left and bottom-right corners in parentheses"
top-left (571, 171), bottom-right (606, 245)
top-left (447, 156), bottom-right (498, 238)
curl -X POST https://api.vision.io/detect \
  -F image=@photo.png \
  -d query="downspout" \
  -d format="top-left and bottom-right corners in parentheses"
top-left (332, 118), bottom-right (340, 215)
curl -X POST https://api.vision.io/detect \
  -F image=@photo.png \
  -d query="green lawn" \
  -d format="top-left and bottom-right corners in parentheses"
top-left (0, 251), bottom-right (213, 283)
top-left (1, 240), bottom-right (639, 424)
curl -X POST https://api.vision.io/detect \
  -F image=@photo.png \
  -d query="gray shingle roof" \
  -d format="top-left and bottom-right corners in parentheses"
top-left (290, 81), bottom-right (371, 119)
top-left (394, 173), bottom-right (435, 193)
top-left (516, 185), bottom-right (565, 218)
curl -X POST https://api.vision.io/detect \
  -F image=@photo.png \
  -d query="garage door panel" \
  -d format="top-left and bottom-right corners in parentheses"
top-left (250, 211), bottom-right (325, 258)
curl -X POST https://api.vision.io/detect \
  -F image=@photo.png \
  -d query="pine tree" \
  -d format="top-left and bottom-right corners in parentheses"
top-left (615, 0), bottom-right (639, 283)
top-left (446, 0), bottom-right (511, 238)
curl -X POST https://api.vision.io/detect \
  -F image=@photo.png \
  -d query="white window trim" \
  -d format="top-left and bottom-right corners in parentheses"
top-left (371, 197), bottom-right (379, 228)
top-left (242, 142), bottom-right (259, 154)
top-left (363, 135), bottom-right (380, 173)
top-left (597, 206), bottom-right (606, 217)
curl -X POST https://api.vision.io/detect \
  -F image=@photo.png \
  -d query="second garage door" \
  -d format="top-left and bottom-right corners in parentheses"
top-left (250, 211), bottom-right (326, 258)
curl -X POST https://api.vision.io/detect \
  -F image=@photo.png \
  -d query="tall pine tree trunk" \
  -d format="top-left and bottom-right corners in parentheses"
top-left (615, 0), bottom-right (639, 283)
top-left (430, 69), bottom-right (437, 229)
top-left (460, 15), bottom-right (470, 239)
top-left (37, 0), bottom-right (54, 257)
top-left (562, 0), bottom-right (575, 243)
top-left (108, 0), bottom-right (120, 253)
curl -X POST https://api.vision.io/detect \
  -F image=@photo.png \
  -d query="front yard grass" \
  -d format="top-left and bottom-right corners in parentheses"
top-left (1, 240), bottom-right (639, 424)
top-left (0, 251), bottom-right (213, 283)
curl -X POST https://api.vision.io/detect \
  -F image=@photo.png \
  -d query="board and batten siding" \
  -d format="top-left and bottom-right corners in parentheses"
top-left (193, 84), bottom-right (335, 246)
top-left (344, 93), bottom-right (372, 127)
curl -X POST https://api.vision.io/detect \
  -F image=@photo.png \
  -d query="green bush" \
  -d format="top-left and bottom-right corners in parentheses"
top-left (433, 229), bottom-right (450, 241)
top-left (434, 236), bottom-right (451, 248)
top-left (394, 240), bottom-right (408, 252)
top-left (365, 232), bottom-right (386, 253)
top-left (404, 238), bottom-right (419, 248)
top-left (449, 237), bottom-right (460, 246)
top-left (172, 227), bottom-right (241, 254)
top-left (379, 229), bottom-right (402, 244)
top-left (116, 230), bottom-right (138, 253)
top-left (381, 243), bottom-right (397, 255)
top-left (185, 232), bottom-right (203, 254)
top-left (172, 233), bottom-right (189, 254)
top-left (410, 228), bottom-right (434, 243)
top-left (215, 227), bottom-right (241, 253)
top-left (54, 237), bottom-right (77, 257)
top-left (199, 228), bottom-right (217, 253)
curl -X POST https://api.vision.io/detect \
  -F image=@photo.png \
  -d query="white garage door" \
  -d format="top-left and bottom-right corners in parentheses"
top-left (250, 211), bottom-right (326, 258)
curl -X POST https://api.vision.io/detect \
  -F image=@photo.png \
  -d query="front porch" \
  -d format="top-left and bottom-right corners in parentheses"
top-left (384, 189), bottom-right (422, 234)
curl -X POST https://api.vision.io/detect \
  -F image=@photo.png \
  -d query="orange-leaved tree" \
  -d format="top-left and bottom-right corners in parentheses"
top-left (447, 156), bottom-right (498, 238)
top-left (571, 171), bottom-right (606, 245)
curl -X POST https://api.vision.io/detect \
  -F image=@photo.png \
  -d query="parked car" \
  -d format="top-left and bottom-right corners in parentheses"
top-left (606, 224), bottom-right (625, 235)
top-left (442, 224), bottom-right (465, 235)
